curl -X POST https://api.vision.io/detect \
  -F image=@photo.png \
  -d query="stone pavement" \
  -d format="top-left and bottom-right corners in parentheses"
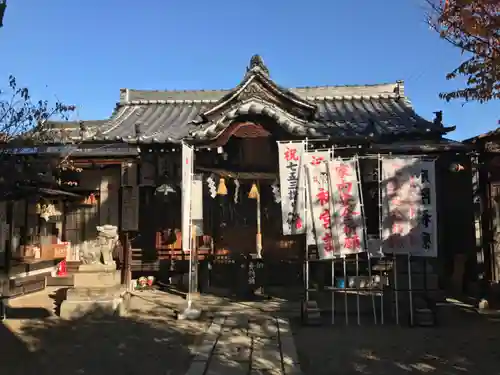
top-left (185, 313), bottom-right (302, 375)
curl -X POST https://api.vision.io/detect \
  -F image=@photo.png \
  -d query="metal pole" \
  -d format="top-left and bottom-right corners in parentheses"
top-left (353, 156), bottom-right (366, 326)
top-left (343, 255), bottom-right (348, 325)
top-left (331, 258), bottom-right (335, 325)
top-left (393, 253), bottom-right (399, 325)
top-left (367, 253), bottom-right (377, 324)
top-left (304, 155), bottom-right (313, 304)
top-left (378, 153), bottom-right (384, 325)
top-left (356, 253), bottom-right (360, 325)
top-left (380, 261), bottom-right (385, 325)
top-left (328, 146), bottom-right (336, 325)
top-left (408, 253), bottom-right (414, 326)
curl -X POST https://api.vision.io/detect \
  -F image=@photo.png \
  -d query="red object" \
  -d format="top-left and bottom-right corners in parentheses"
top-left (284, 147), bottom-right (299, 161)
top-left (57, 260), bottom-right (67, 277)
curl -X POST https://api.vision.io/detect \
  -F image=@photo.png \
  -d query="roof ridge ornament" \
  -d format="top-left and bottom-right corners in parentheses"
top-left (247, 54), bottom-right (270, 77)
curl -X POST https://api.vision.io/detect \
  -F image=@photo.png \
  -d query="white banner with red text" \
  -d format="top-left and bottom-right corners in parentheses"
top-left (303, 150), bottom-right (333, 246)
top-left (328, 157), bottom-right (366, 256)
top-left (277, 141), bottom-right (306, 235)
top-left (380, 157), bottom-right (437, 257)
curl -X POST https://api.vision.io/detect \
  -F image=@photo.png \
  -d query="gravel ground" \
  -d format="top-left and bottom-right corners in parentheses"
top-left (1, 288), bottom-right (209, 375)
top-left (292, 307), bottom-right (500, 375)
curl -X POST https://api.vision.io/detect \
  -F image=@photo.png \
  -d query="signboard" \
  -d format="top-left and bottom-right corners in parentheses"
top-left (121, 186), bottom-right (139, 231)
top-left (277, 141), bottom-right (306, 235)
top-left (329, 158), bottom-right (366, 256)
top-left (380, 157), bottom-right (438, 257)
top-left (306, 161), bottom-right (334, 259)
top-left (181, 143), bottom-right (194, 252)
top-left (303, 150), bottom-right (332, 247)
top-left (191, 174), bottom-right (204, 236)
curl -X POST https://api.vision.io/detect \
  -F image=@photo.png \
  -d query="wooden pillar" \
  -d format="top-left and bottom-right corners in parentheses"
top-left (5, 201), bottom-right (13, 275)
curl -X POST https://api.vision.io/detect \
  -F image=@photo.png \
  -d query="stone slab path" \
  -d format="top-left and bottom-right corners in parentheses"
top-left (185, 313), bottom-right (302, 375)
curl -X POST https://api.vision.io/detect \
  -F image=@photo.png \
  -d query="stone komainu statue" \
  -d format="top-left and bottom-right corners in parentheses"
top-left (80, 225), bottom-right (119, 266)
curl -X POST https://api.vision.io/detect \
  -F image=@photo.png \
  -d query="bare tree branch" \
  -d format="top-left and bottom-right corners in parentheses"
top-left (0, 75), bottom-right (76, 196)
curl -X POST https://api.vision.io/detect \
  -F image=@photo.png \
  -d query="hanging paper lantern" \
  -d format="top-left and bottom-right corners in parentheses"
top-left (234, 179), bottom-right (240, 204)
top-left (248, 182), bottom-right (259, 199)
top-left (207, 176), bottom-right (217, 198)
top-left (271, 179), bottom-right (281, 203)
top-left (217, 177), bottom-right (228, 196)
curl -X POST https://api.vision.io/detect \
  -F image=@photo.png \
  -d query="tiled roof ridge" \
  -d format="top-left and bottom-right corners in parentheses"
top-left (120, 81), bottom-right (406, 105)
top-left (122, 81), bottom-right (402, 94)
top-left (119, 94), bottom-right (406, 106)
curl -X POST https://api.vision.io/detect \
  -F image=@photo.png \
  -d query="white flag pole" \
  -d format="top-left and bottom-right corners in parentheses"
top-left (178, 143), bottom-right (200, 320)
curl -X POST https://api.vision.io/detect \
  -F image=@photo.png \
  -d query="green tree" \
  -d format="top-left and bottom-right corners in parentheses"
top-left (427, 0), bottom-right (499, 102)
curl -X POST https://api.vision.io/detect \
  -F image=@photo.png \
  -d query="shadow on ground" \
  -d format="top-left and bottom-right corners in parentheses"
top-left (0, 297), bottom-right (207, 375)
top-left (292, 305), bottom-right (500, 375)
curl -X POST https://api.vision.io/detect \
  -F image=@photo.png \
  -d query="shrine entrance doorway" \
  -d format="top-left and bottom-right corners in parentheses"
top-left (202, 126), bottom-right (304, 298)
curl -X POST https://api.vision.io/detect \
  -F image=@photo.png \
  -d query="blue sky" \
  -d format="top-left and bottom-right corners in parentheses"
top-left (0, 0), bottom-right (497, 141)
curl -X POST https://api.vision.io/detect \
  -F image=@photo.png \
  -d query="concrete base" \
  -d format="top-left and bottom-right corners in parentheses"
top-left (177, 306), bottom-right (202, 320)
top-left (59, 285), bottom-right (125, 320)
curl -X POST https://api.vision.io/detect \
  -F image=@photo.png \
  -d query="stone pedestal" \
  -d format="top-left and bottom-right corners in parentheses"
top-left (74, 263), bottom-right (121, 288)
top-left (59, 263), bottom-right (124, 320)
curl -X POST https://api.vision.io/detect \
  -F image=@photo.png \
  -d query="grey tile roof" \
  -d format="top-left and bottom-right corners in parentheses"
top-left (43, 56), bottom-right (442, 144)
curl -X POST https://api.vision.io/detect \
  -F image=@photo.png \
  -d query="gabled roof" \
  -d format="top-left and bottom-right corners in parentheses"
top-left (42, 55), bottom-right (451, 144)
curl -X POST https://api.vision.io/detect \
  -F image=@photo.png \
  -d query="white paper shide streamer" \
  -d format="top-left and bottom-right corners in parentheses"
top-left (206, 176), bottom-right (217, 198)
top-left (277, 141), bottom-right (306, 235)
top-left (234, 179), bottom-right (240, 204)
top-left (271, 179), bottom-right (281, 203)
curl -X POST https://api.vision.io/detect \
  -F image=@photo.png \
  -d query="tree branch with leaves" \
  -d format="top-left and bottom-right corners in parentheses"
top-left (426, 0), bottom-right (499, 102)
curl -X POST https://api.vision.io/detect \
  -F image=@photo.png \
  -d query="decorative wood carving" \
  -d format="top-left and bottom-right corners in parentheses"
top-left (232, 122), bottom-right (271, 138)
top-left (237, 81), bottom-right (310, 119)
top-left (206, 122), bottom-right (271, 147)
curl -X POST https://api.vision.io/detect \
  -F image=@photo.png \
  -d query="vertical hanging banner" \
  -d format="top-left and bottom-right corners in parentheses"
top-left (306, 160), bottom-right (334, 259)
top-left (380, 157), bottom-right (438, 257)
top-left (277, 141), bottom-right (306, 235)
top-left (181, 143), bottom-right (194, 252)
top-left (303, 150), bottom-right (332, 247)
top-left (329, 158), bottom-right (366, 256)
